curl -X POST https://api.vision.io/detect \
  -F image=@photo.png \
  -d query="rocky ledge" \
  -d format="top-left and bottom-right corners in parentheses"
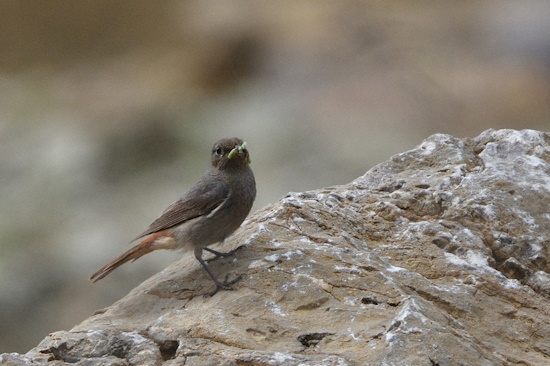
top-left (2, 129), bottom-right (550, 365)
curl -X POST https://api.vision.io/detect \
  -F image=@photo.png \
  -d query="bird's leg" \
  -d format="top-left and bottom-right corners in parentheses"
top-left (204, 245), bottom-right (241, 263)
top-left (195, 248), bottom-right (242, 296)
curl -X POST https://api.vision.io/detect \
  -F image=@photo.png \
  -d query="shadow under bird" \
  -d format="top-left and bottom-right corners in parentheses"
top-left (90, 137), bottom-right (256, 295)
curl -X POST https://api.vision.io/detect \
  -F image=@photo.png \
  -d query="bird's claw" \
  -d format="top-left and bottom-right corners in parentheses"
top-left (204, 247), bottom-right (240, 263)
top-left (204, 273), bottom-right (243, 297)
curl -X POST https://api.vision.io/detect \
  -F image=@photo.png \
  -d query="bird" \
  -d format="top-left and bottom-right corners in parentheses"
top-left (89, 137), bottom-right (256, 296)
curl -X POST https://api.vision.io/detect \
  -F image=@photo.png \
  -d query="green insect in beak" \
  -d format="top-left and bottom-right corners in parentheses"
top-left (227, 141), bottom-right (251, 164)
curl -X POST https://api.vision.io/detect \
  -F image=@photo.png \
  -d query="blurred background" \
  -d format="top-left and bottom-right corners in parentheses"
top-left (1, 0), bottom-right (549, 353)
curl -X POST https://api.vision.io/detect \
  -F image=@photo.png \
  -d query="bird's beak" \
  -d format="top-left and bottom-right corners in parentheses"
top-left (227, 142), bottom-right (251, 164)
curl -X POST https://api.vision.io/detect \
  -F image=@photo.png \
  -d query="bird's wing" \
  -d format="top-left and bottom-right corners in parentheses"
top-left (131, 178), bottom-right (230, 241)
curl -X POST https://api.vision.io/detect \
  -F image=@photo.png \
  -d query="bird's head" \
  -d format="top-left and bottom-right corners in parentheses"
top-left (211, 137), bottom-right (251, 170)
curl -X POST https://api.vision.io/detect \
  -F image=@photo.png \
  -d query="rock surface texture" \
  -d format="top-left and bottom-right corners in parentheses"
top-left (2, 129), bottom-right (550, 365)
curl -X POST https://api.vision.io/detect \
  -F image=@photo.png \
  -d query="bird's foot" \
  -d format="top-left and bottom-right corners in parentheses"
top-left (205, 273), bottom-right (243, 297)
top-left (204, 247), bottom-right (241, 263)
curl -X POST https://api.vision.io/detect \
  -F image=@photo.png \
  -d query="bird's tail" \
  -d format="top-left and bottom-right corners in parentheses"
top-left (89, 232), bottom-right (172, 283)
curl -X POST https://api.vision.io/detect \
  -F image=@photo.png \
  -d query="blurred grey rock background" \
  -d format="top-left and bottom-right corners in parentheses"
top-left (0, 1), bottom-right (549, 353)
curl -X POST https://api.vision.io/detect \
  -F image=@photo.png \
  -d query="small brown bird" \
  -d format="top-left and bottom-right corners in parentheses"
top-left (90, 137), bottom-right (256, 295)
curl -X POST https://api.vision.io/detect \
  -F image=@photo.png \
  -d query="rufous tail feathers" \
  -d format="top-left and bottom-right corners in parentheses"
top-left (89, 231), bottom-right (173, 283)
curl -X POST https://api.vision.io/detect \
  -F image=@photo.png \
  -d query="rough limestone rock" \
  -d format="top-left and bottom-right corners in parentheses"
top-left (2, 129), bottom-right (550, 365)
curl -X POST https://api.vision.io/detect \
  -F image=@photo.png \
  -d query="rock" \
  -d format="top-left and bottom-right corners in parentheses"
top-left (3, 129), bottom-right (550, 365)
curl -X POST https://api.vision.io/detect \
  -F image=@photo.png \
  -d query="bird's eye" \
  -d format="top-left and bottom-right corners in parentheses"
top-left (214, 147), bottom-right (223, 156)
